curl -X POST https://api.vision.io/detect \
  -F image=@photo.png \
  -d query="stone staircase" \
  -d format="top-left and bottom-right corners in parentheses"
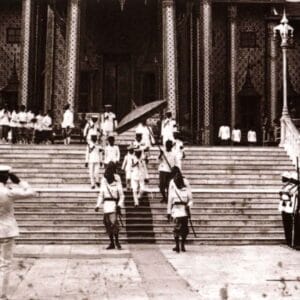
top-left (0, 144), bottom-right (293, 245)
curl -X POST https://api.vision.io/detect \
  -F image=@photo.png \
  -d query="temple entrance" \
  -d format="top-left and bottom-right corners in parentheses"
top-left (103, 54), bottom-right (132, 119)
top-left (79, 0), bottom-right (161, 120)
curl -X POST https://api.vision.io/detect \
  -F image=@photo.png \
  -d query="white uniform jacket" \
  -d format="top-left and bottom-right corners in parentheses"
top-left (85, 142), bottom-right (103, 164)
top-left (135, 124), bottom-right (155, 148)
top-left (42, 115), bottom-right (52, 131)
top-left (0, 109), bottom-right (11, 126)
top-left (104, 145), bottom-right (120, 164)
top-left (173, 139), bottom-right (184, 160)
top-left (26, 111), bottom-right (35, 128)
top-left (161, 118), bottom-right (176, 142)
top-left (34, 115), bottom-right (44, 131)
top-left (231, 129), bottom-right (241, 143)
top-left (83, 120), bottom-right (101, 140)
top-left (9, 111), bottom-right (19, 128)
top-left (61, 109), bottom-right (74, 129)
top-left (131, 156), bottom-right (149, 181)
top-left (158, 149), bottom-right (178, 173)
top-left (247, 130), bottom-right (257, 143)
top-left (167, 179), bottom-right (193, 218)
top-left (96, 175), bottom-right (124, 213)
top-left (0, 181), bottom-right (35, 239)
top-left (101, 112), bottom-right (116, 133)
top-left (121, 153), bottom-right (135, 175)
top-left (218, 126), bottom-right (230, 140)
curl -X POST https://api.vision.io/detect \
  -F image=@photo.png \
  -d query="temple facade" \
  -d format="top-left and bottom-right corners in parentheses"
top-left (0, 0), bottom-right (300, 144)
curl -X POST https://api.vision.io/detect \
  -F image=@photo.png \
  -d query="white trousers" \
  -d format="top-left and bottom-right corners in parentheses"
top-left (0, 239), bottom-right (14, 298)
top-left (131, 178), bottom-right (145, 205)
top-left (89, 162), bottom-right (100, 186)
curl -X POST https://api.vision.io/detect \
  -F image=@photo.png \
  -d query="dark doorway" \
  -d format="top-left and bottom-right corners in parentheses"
top-left (103, 54), bottom-right (132, 120)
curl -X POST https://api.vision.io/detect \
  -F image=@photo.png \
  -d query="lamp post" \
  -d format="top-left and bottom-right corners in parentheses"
top-left (273, 10), bottom-right (294, 118)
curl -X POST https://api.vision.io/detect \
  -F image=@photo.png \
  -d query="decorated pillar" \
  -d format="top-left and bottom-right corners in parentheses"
top-left (200, 0), bottom-right (213, 144)
top-left (65, 0), bottom-right (81, 110)
top-left (20, 0), bottom-right (32, 106)
top-left (162, 0), bottom-right (178, 118)
top-left (44, 4), bottom-right (55, 112)
top-left (267, 22), bottom-right (278, 124)
top-left (228, 5), bottom-right (237, 130)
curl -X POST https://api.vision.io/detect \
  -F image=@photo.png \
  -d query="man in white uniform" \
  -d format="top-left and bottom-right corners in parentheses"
top-left (104, 136), bottom-right (120, 166)
top-left (173, 130), bottom-right (185, 170)
top-left (218, 125), bottom-right (230, 145)
top-left (101, 104), bottom-right (117, 138)
top-left (83, 114), bottom-right (101, 144)
top-left (61, 104), bottom-right (74, 145)
top-left (95, 162), bottom-right (124, 250)
top-left (161, 111), bottom-right (177, 146)
top-left (131, 146), bottom-right (149, 207)
top-left (0, 166), bottom-right (35, 298)
top-left (0, 105), bottom-right (10, 143)
top-left (121, 145), bottom-right (135, 190)
top-left (85, 135), bottom-right (103, 189)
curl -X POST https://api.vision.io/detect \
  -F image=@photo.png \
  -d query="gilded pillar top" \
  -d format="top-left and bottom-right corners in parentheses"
top-left (162, 0), bottom-right (174, 8)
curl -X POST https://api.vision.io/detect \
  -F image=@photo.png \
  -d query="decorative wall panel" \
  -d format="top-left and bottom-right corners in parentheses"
top-left (0, 3), bottom-right (21, 96)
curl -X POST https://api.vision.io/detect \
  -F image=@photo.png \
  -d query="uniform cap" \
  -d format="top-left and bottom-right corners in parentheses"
top-left (91, 114), bottom-right (99, 119)
top-left (0, 165), bottom-right (11, 173)
top-left (104, 104), bottom-right (112, 108)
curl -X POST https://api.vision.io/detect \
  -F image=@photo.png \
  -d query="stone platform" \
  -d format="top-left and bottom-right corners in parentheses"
top-left (5, 244), bottom-right (300, 299)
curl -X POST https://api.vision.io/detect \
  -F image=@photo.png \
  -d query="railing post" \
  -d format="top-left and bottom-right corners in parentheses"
top-left (280, 116), bottom-right (286, 147)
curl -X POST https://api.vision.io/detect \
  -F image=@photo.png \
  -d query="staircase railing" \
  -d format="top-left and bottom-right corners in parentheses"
top-left (281, 116), bottom-right (300, 165)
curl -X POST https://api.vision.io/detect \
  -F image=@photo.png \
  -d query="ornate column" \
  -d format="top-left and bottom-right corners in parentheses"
top-left (228, 5), bottom-right (237, 130)
top-left (44, 4), bottom-right (55, 112)
top-left (65, 0), bottom-right (81, 110)
top-left (200, 0), bottom-right (213, 144)
top-left (267, 22), bottom-right (278, 124)
top-left (20, 0), bottom-right (32, 106)
top-left (162, 0), bottom-right (178, 118)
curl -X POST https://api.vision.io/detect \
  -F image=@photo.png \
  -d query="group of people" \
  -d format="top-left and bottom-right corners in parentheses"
top-left (85, 109), bottom-right (192, 253)
top-left (0, 104), bottom-right (53, 145)
top-left (218, 124), bottom-right (257, 145)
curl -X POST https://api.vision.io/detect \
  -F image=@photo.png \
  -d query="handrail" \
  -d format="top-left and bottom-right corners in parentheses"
top-left (281, 116), bottom-right (300, 165)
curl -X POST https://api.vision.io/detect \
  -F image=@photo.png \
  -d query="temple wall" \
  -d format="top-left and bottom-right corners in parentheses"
top-left (0, 2), bottom-right (21, 91)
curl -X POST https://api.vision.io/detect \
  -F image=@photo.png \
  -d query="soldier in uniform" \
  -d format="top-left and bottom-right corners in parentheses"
top-left (131, 146), bottom-right (149, 207)
top-left (104, 135), bottom-right (120, 167)
top-left (161, 111), bottom-right (177, 146)
top-left (61, 104), bottom-right (74, 145)
top-left (85, 134), bottom-right (104, 189)
top-left (101, 104), bottom-right (117, 138)
top-left (83, 114), bottom-right (101, 144)
top-left (167, 166), bottom-right (193, 253)
top-left (0, 165), bottom-right (35, 298)
top-left (173, 130), bottom-right (185, 170)
top-left (158, 140), bottom-right (178, 203)
top-left (121, 144), bottom-right (135, 190)
top-left (95, 162), bottom-right (124, 250)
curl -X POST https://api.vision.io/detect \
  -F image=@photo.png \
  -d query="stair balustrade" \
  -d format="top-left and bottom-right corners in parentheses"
top-left (280, 116), bottom-right (300, 165)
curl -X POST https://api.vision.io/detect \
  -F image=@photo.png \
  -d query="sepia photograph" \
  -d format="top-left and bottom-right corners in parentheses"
top-left (0, 0), bottom-right (300, 299)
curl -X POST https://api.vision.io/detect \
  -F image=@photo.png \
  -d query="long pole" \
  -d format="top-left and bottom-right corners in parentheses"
top-left (282, 47), bottom-right (289, 117)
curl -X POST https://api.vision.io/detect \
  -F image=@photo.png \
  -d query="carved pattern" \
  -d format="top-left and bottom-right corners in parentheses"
top-left (0, 4), bottom-right (21, 93)
top-left (162, 0), bottom-right (177, 117)
top-left (201, 0), bottom-right (212, 144)
top-left (65, 0), bottom-right (80, 110)
top-left (20, 0), bottom-right (31, 106)
top-left (288, 26), bottom-right (300, 95)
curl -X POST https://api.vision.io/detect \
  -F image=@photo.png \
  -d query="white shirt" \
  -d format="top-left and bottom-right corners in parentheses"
top-left (42, 115), bottom-right (52, 131)
top-left (0, 181), bottom-right (35, 238)
top-left (85, 142), bottom-right (103, 163)
top-left (173, 139), bottom-right (184, 159)
top-left (231, 129), bottom-right (241, 143)
top-left (167, 179), bottom-right (193, 218)
top-left (83, 120), bottom-right (101, 140)
top-left (122, 153), bottom-right (135, 174)
top-left (247, 130), bottom-right (257, 143)
top-left (26, 111), bottom-right (35, 128)
top-left (218, 126), bottom-right (230, 140)
top-left (61, 109), bottom-right (74, 128)
top-left (158, 149), bottom-right (178, 172)
top-left (161, 118), bottom-right (176, 139)
top-left (101, 112), bottom-right (116, 133)
top-left (10, 111), bottom-right (19, 127)
top-left (18, 111), bottom-right (27, 123)
top-left (131, 156), bottom-right (148, 181)
top-left (35, 115), bottom-right (44, 131)
top-left (104, 145), bottom-right (120, 164)
top-left (0, 109), bottom-right (10, 126)
top-left (136, 124), bottom-right (155, 148)
top-left (96, 175), bottom-right (124, 213)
